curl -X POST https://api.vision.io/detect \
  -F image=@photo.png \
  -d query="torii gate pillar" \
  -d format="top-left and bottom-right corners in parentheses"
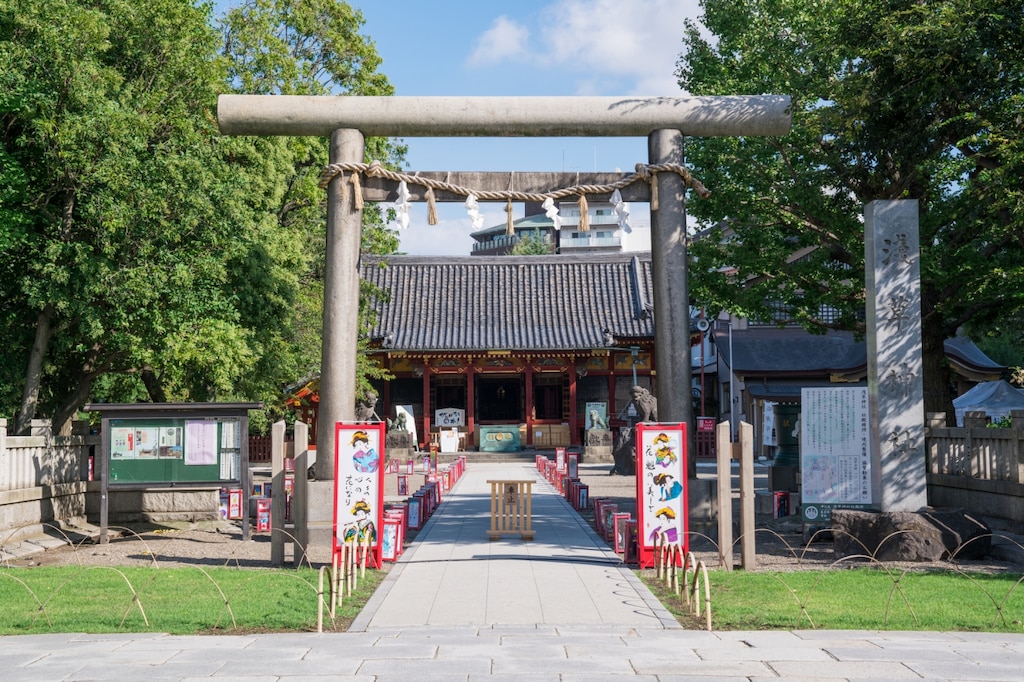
top-left (295, 129), bottom-right (364, 556)
top-left (649, 129), bottom-right (696, 478)
top-left (317, 129), bottom-right (363, 478)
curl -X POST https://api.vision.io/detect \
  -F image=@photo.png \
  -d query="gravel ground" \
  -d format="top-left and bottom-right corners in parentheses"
top-left (6, 460), bottom-right (1023, 576)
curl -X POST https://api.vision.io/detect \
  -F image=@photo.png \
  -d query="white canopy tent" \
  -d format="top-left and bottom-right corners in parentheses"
top-left (952, 380), bottom-right (1024, 426)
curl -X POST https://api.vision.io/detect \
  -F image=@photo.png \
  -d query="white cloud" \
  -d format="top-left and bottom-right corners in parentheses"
top-left (466, 15), bottom-right (532, 66)
top-left (540, 0), bottom-right (698, 94)
top-left (467, 0), bottom-right (701, 96)
top-left (396, 206), bottom-right (505, 256)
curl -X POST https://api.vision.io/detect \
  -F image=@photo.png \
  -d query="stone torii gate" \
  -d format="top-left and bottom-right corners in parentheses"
top-left (217, 94), bottom-right (792, 551)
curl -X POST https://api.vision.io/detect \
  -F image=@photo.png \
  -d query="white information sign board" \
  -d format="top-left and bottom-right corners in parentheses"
top-left (800, 387), bottom-right (872, 523)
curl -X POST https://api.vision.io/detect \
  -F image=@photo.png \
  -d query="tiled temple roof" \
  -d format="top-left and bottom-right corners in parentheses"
top-left (361, 252), bottom-right (654, 352)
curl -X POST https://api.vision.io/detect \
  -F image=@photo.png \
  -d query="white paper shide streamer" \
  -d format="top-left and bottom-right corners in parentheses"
top-left (610, 189), bottom-right (631, 233)
top-left (392, 180), bottom-right (412, 229)
top-left (465, 194), bottom-right (485, 229)
top-left (542, 197), bottom-right (562, 231)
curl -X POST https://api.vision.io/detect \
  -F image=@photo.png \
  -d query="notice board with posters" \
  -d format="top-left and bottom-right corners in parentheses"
top-left (87, 402), bottom-right (261, 485)
top-left (84, 402), bottom-right (263, 544)
top-left (105, 417), bottom-right (240, 484)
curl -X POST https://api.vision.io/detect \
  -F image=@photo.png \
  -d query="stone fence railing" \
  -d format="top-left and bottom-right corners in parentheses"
top-left (926, 410), bottom-right (1024, 522)
top-left (0, 418), bottom-right (97, 545)
top-left (0, 420), bottom-right (93, 491)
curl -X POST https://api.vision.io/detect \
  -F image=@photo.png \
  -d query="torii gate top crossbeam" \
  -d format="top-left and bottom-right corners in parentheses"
top-left (217, 95), bottom-right (791, 138)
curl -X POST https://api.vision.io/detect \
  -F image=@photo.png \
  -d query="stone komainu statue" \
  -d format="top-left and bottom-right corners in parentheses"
top-left (354, 390), bottom-right (378, 422)
top-left (586, 409), bottom-right (609, 431)
top-left (385, 409), bottom-right (414, 450)
top-left (609, 386), bottom-right (657, 476)
top-left (629, 385), bottom-right (657, 423)
top-left (387, 410), bottom-right (409, 433)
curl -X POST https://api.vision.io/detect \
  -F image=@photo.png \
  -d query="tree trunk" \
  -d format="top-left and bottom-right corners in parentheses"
top-left (15, 304), bottom-right (54, 435)
top-left (920, 302), bottom-right (954, 422)
top-left (51, 343), bottom-right (105, 436)
top-left (141, 366), bottom-right (167, 402)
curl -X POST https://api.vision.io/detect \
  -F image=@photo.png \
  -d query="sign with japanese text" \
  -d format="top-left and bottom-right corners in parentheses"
top-left (800, 387), bottom-right (873, 524)
top-left (761, 401), bottom-right (777, 446)
top-left (435, 407), bottom-right (465, 427)
top-left (333, 422), bottom-right (385, 567)
top-left (635, 422), bottom-right (688, 568)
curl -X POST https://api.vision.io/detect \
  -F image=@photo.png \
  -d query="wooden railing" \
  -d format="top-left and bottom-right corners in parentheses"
top-left (926, 410), bottom-right (1024, 522)
top-left (248, 435), bottom-right (273, 464)
top-left (927, 411), bottom-right (1024, 483)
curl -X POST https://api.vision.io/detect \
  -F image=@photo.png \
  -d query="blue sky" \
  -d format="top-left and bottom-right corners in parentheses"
top-left (215, 1), bottom-right (705, 254)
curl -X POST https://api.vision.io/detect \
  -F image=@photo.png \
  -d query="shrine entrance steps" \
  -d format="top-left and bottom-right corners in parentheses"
top-left (435, 448), bottom-right (573, 465)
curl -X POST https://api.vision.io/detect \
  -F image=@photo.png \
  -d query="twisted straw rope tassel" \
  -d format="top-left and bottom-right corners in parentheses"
top-left (350, 172), bottom-right (363, 210)
top-left (505, 199), bottom-right (514, 235)
top-left (425, 188), bottom-right (438, 225)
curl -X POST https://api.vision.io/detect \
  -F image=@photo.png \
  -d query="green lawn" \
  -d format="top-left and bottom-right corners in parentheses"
top-left (644, 567), bottom-right (1024, 632)
top-left (4, 563), bottom-right (1023, 635)
top-left (0, 566), bottom-right (384, 635)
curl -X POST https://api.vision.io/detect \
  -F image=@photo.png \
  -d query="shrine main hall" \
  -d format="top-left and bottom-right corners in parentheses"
top-left (357, 251), bottom-right (680, 451)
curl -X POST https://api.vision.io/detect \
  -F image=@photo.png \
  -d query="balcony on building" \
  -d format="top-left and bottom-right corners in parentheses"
top-left (470, 200), bottom-right (625, 256)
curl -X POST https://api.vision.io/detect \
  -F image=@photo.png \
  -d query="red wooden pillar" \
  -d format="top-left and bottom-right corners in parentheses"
top-left (421, 361), bottom-right (431, 450)
top-left (467, 366), bottom-right (476, 448)
top-left (569, 363), bottom-right (579, 446)
top-left (609, 373), bottom-right (617, 423)
top-left (381, 378), bottom-right (392, 423)
top-left (524, 364), bottom-right (534, 447)
top-left (649, 345), bottom-right (657, 397)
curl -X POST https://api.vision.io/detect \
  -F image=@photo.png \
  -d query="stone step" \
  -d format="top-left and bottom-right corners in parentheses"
top-left (388, 448), bottom-right (579, 465)
top-left (439, 450), bottom-right (557, 464)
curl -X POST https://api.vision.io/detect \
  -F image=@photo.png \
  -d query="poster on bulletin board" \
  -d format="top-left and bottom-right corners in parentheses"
top-left (333, 422), bottom-right (386, 568)
top-left (107, 418), bottom-right (241, 483)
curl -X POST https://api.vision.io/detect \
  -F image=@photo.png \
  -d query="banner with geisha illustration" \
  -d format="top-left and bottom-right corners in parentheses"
top-left (333, 422), bottom-right (386, 568)
top-left (635, 422), bottom-right (688, 568)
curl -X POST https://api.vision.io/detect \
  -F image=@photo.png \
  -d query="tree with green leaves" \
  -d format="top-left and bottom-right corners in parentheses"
top-left (511, 229), bottom-right (553, 255)
top-left (1, 0), bottom-right (250, 433)
top-left (679, 0), bottom-right (1024, 417)
top-left (971, 309), bottom-right (1024, 386)
top-left (0, 0), bottom-right (403, 434)
top-left (218, 0), bottom-right (406, 412)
